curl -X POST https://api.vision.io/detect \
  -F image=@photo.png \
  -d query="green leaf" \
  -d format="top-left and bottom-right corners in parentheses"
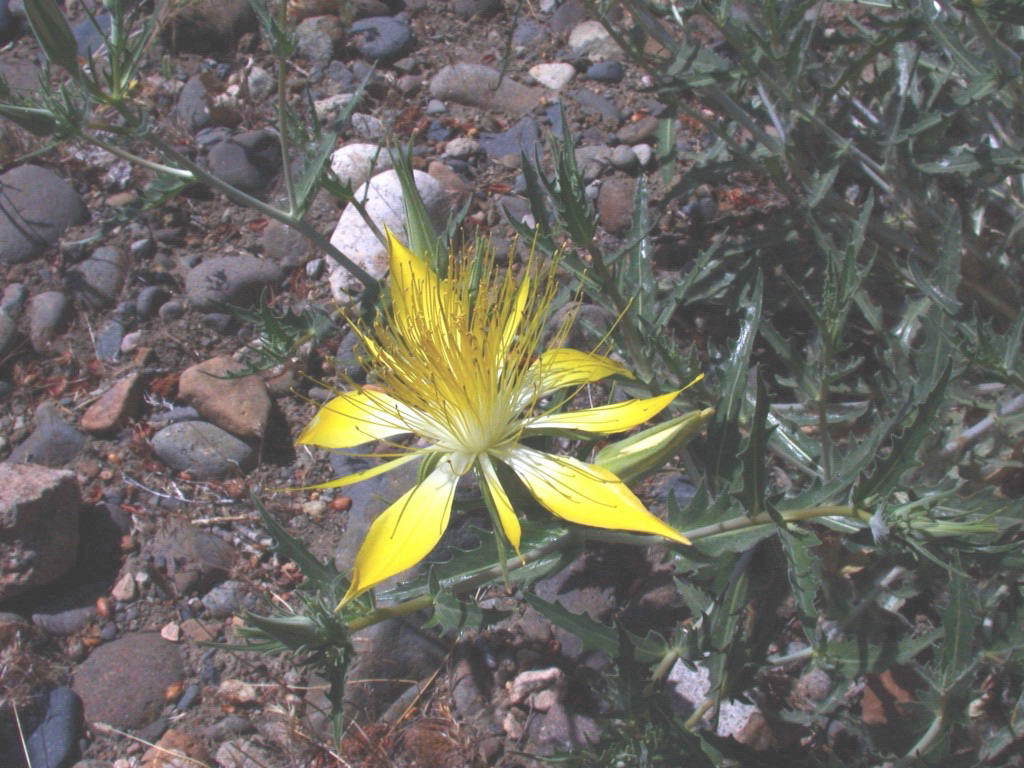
top-left (781, 528), bottom-right (822, 634)
top-left (523, 592), bottom-right (620, 658)
top-left (656, 113), bottom-right (677, 184)
top-left (423, 570), bottom-right (507, 634)
top-left (24, 0), bottom-right (80, 75)
top-left (0, 103), bottom-right (57, 136)
top-left (706, 559), bottom-right (750, 702)
top-left (736, 366), bottom-right (771, 519)
top-left (394, 145), bottom-right (446, 274)
top-left (254, 496), bottom-right (343, 596)
top-left (939, 567), bottom-right (978, 689)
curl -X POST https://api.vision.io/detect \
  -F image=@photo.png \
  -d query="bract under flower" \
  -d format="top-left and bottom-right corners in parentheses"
top-left (297, 232), bottom-right (696, 605)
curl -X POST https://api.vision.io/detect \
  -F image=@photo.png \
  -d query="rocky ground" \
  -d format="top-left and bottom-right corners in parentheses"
top-left (0, 1), bottom-right (784, 766)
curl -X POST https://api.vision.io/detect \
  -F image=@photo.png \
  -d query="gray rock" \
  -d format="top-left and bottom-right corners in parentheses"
top-left (94, 318), bottom-right (125, 362)
top-left (136, 286), bottom-right (170, 319)
top-left (350, 16), bottom-right (413, 61)
top-left (0, 310), bottom-right (14, 357)
top-left (1, 281), bottom-right (27, 314)
top-left (145, 519), bottom-right (236, 595)
top-left (73, 12), bottom-right (111, 57)
top-left (568, 19), bottom-right (622, 61)
top-left (151, 421), bottom-right (255, 479)
top-left (453, 0), bottom-right (502, 19)
top-left (158, 299), bottom-right (185, 322)
top-left (585, 59), bottom-right (625, 82)
top-left (0, 165), bottom-right (87, 264)
top-left (598, 176), bottom-right (636, 234)
top-left (351, 113), bottom-right (386, 141)
top-left (430, 63), bottom-right (543, 115)
top-left (328, 169), bottom-right (448, 298)
top-left (0, 0), bottom-right (19, 45)
top-left (185, 255), bottom-right (284, 311)
top-left (425, 98), bottom-right (446, 115)
top-left (158, 0), bottom-right (257, 56)
top-left (174, 75), bottom-right (212, 132)
top-left (444, 137), bottom-right (480, 159)
top-left (26, 687), bottom-right (83, 768)
top-left (27, 291), bottom-right (68, 354)
top-left (215, 739), bottom-right (275, 768)
top-left (67, 246), bottom-right (127, 309)
top-left (329, 143), bottom-right (394, 188)
top-left (479, 116), bottom-right (540, 160)
top-left (207, 130), bottom-right (280, 197)
top-left (202, 580), bottom-right (245, 618)
top-left (616, 115), bottom-right (659, 144)
top-left (550, 0), bottom-right (587, 37)
top-left (574, 144), bottom-right (613, 181)
top-left (0, 462), bottom-right (80, 600)
top-left (261, 220), bottom-right (310, 269)
top-left (513, 18), bottom-right (546, 46)
top-left (610, 144), bottom-right (638, 170)
top-left (295, 14), bottom-right (344, 64)
top-left (32, 605), bottom-right (96, 636)
top-left (73, 633), bottom-right (184, 729)
top-left (569, 88), bottom-right (622, 124)
top-left (9, 402), bottom-right (87, 468)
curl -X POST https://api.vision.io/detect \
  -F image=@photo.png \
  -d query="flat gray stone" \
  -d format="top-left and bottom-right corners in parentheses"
top-left (429, 63), bottom-right (543, 115)
top-left (185, 255), bottom-right (284, 311)
top-left (0, 165), bottom-right (87, 264)
top-left (67, 246), bottom-right (128, 309)
top-left (27, 291), bottom-right (69, 354)
top-left (0, 462), bottom-right (80, 600)
top-left (151, 421), bottom-right (255, 479)
top-left (9, 402), bottom-right (86, 467)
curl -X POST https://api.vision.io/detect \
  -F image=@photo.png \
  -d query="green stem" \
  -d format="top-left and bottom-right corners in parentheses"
top-left (275, 0), bottom-right (297, 217)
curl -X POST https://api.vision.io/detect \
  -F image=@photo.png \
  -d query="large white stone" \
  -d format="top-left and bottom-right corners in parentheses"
top-left (529, 62), bottom-right (576, 91)
top-left (329, 143), bottom-right (395, 188)
top-left (328, 169), bottom-right (449, 299)
top-left (568, 20), bottom-right (622, 61)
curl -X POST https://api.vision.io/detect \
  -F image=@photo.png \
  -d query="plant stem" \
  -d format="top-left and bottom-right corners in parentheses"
top-left (275, 0), bottom-right (297, 217)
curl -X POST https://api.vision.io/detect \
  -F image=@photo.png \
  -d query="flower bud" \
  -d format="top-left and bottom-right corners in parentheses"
top-left (595, 408), bottom-right (714, 484)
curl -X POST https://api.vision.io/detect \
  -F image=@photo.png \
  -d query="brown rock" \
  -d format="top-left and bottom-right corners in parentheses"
top-left (73, 632), bottom-right (185, 729)
top-left (178, 356), bottom-right (271, 440)
top-left (142, 728), bottom-right (212, 768)
top-left (429, 64), bottom-right (544, 116)
top-left (616, 115), bottom-right (660, 145)
top-left (158, 0), bottom-right (257, 56)
top-left (597, 176), bottom-right (636, 235)
top-left (0, 463), bottom-right (80, 600)
top-left (80, 372), bottom-right (144, 434)
top-left (427, 161), bottom-right (472, 209)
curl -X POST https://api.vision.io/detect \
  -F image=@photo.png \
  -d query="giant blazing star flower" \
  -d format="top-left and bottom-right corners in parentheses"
top-left (298, 234), bottom-right (692, 604)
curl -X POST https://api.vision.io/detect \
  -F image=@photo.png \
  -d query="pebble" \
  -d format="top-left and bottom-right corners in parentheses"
top-left (26, 688), bottom-right (83, 768)
top-left (512, 18), bottom-right (546, 46)
top-left (351, 112), bottom-right (386, 141)
top-left (120, 330), bottom-right (144, 353)
top-left (201, 580), bottom-right (246, 618)
top-left (67, 246), bottom-right (128, 309)
top-left (111, 571), bottom-right (137, 602)
top-left (1, 281), bottom-right (27, 314)
top-left (176, 684), bottom-right (202, 711)
top-left (529, 62), bottom-right (576, 91)
top-left (137, 286), bottom-right (170, 319)
top-left (94, 318), bottom-right (125, 362)
top-left (185, 254), bottom-right (284, 311)
top-left (568, 19), bottom-right (622, 61)
top-left (610, 144), bottom-right (638, 170)
top-left (0, 310), bottom-right (14, 357)
top-left (597, 176), bottom-right (636, 234)
top-left (129, 237), bottom-right (155, 259)
top-left (158, 299), bottom-right (185, 322)
top-left (585, 60), bottom-right (625, 82)
top-left (245, 65), bottom-right (274, 102)
top-left (0, 165), bottom-right (87, 265)
top-left (350, 16), bottom-right (413, 61)
top-left (328, 169), bottom-right (448, 298)
top-left (313, 93), bottom-right (355, 127)
top-left (443, 137), bottom-right (480, 159)
top-left (151, 421), bottom-right (256, 479)
top-left (633, 142), bottom-right (653, 167)
top-left (32, 605), bottom-right (95, 636)
top-left (178, 356), bottom-right (272, 440)
top-left (9, 401), bottom-right (87, 468)
top-left (429, 63), bottom-right (543, 115)
top-left (616, 115), bottom-right (659, 144)
top-left (141, 728), bottom-right (211, 767)
top-left (173, 74), bottom-right (213, 132)
top-left (80, 372), bottom-right (144, 435)
top-left (261, 220), bottom-right (310, 269)
top-left (207, 130), bottom-right (280, 197)
top-left (305, 257), bottom-right (325, 279)
top-left (479, 116), bottom-right (540, 160)
top-left (294, 14), bottom-right (344, 64)
top-left (329, 142), bottom-right (395, 188)
top-left (0, 462), bottom-right (80, 600)
top-left (574, 144), bottom-right (613, 181)
top-left (425, 98), bottom-right (446, 115)
top-left (570, 87), bottom-right (622, 123)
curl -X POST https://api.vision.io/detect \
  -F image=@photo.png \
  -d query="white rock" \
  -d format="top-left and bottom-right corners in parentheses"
top-left (329, 143), bottom-right (394, 188)
top-left (528, 62), bottom-right (576, 91)
top-left (111, 571), bottom-right (137, 601)
top-left (669, 660), bottom-right (760, 738)
top-left (443, 137), bottom-right (480, 159)
top-left (328, 169), bottom-right (449, 299)
top-left (633, 143), bottom-right (653, 167)
top-left (568, 20), bottom-right (622, 61)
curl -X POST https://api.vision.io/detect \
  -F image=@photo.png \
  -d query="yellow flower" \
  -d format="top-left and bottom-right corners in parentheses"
top-left (298, 233), bottom-right (694, 605)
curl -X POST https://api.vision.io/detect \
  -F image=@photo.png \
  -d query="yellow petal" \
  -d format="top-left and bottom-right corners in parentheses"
top-left (478, 454), bottom-right (521, 553)
top-left (284, 451), bottom-right (422, 491)
top-left (518, 348), bottom-right (632, 408)
top-left (387, 229), bottom-right (440, 315)
top-left (500, 274), bottom-right (531, 359)
top-left (340, 463), bottom-right (459, 605)
top-left (296, 390), bottom-right (418, 448)
top-left (501, 446), bottom-right (690, 545)
top-left (526, 389), bottom-right (681, 434)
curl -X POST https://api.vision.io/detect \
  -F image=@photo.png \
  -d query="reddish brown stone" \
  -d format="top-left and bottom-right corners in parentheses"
top-left (177, 356), bottom-right (271, 440)
top-left (80, 372), bottom-right (144, 434)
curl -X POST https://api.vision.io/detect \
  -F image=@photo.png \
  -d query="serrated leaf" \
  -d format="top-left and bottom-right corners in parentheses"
top-left (255, 496), bottom-right (342, 593)
top-left (781, 528), bottom-right (822, 633)
top-left (523, 592), bottom-right (620, 658)
top-left (424, 570), bottom-right (507, 634)
top-left (736, 366), bottom-right (772, 519)
top-left (706, 560), bottom-right (750, 701)
top-left (939, 568), bottom-right (978, 689)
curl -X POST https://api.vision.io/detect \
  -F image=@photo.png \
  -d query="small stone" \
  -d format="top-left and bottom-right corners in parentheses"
top-left (137, 286), bottom-right (170, 319)
top-left (574, 144), bottom-right (613, 181)
top-left (80, 372), bottom-right (144, 435)
top-left (262, 221), bottom-right (311, 269)
top-left (616, 115), bottom-right (659, 144)
top-left (185, 255), bottom-right (284, 311)
top-left (158, 300), bottom-right (185, 322)
top-left (157, 0), bottom-right (257, 56)
top-left (0, 165), bottom-right (87, 265)
top-left (73, 632), bottom-right (184, 729)
top-left (244, 65), bottom-right (274, 102)
top-left (585, 60), bottom-right (625, 82)
top-left (350, 16), bottom-right (413, 61)
top-left (178, 356), bottom-right (271, 440)
top-left (294, 14), bottom-right (344, 64)
top-left (94, 319), bottom-right (125, 363)
top-left (218, 679), bottom-right (259, 707)
top-left (151, 422), bottom-right (256, 479)
top-left (479, 116), bottom-right (540, 160)
top-left (111, 571), bottom-right (137, 602)
top-left (610, 144), bottom-right (638, 170)
top-left (430, 63), bottom-right (543, 115)
top-left (173, 75), bottom-right (213, 132)
top-left (529, 62), bottom-right (576, 90)
top-left (1, 281), bottom-right (27, 314)
top-left (9, 402), bottom-right (87, 467)
top-left (32, 606), bottom-right (95, 636)
top-left (141, 728), bottom-right (212, 768)
top-left (569, 87), bottom-right (622, 124)
top-left (130, 238), bottom-right (155, 259)
top-left (215, 739), bottom-right (275, 768)
top-left (425, 99), bottom-right (446, 115)
top-left (201, 580), bottom-right (246, 618)
top-left (598, 176), bottom-right (636, 234)
top-left (568, 19), bottom-right (622, 61)
top-left (313, 93), bottom-right (355, 126)
top-left (351, 112), bottom-right (386, 141)
top-left (633, 143), bottom-right (653, 167)
top-left (513, 18), bottom-right (546, 46)
top-left (207, 130), bottom-right (280, 197)
top-left (443, 137), bottom-right (480, 159)
top-left (161, 622), bottom-right (181, 642)
top-left (27, 290), bottom-right (69, 354)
